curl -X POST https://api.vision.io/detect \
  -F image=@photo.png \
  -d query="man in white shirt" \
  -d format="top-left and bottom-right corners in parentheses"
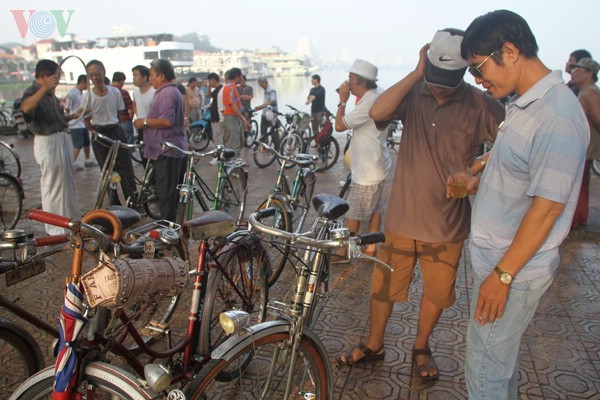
top-left (64, 74), bottom-right (96, 169)
top-left (132, 65), bottom-right (155, 165)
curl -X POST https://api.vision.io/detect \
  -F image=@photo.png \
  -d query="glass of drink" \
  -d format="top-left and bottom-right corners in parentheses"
top-left (449, 165), bottom-right (471, 198)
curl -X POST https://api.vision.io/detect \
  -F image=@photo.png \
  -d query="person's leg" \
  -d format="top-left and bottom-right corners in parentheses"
top-left (338, 232), bottom-right (416, 363)
top-left (155, 156), bottom-right (185, 221)
top-left (69, 128), bottom-right (84, 163)
top-left (414, 239), bottom-right (463, 378)
top-left (466, 271), bottom-right (554, 400)
top-left (113, 126), bottom-right (137, 204)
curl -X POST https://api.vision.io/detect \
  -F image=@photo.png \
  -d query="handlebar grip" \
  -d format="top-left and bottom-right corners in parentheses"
top-left (357, 232), bottom-right (385, 246)
top-left (34, 234), bottom-right (68, 247)
top-left (255, 208), bottom-right (276, 219)
top-left (28, 209), bottom-right (71, 228)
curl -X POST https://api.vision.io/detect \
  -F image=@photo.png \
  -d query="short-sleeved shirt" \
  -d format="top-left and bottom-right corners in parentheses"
top-left (344, 86), bottom-right (391, 185)
top-left (262, 86), bottom-right (278, 114)
top-left (132, 86), bottom-right (155, 119)
top-left (309, 85), bottom-right (326, 114)
top-left (470, 71), bottom-right (589, 282)
top-left (21, 81), bottom-right (68, 135)
top-left (238, 85), bottom-right (253, 111)
top-left (64, 87), bottom-right (85, 129)
top-left (84, 86), bottom-right (125, 126)
top-left (384, 81), bottom-right (504, 243)
top-left (222, 81), bottom-right (242, 116)
top-left (143, 82), bottom-right (187, 160)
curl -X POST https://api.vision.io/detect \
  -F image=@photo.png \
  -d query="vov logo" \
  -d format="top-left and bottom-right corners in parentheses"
top-left (11, 10), bottom-right (75, 39)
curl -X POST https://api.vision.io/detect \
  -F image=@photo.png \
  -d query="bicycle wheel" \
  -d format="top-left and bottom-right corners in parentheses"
top-left (9, 362), bottom-right (157, 400)
top-left (257, 197), bottom-right (292, 287)
top-left (339, 173), bottom-right (352, 200)
top-left (118, 240), bottom-right (190, 352)
top-left (592, 156), bottom-right (600, 176)
top-left (292, 171), bottom-right (315, 229)
top-left (189, 126), bottom-right (210, 151)
top-left (309, 136), bottom-right (339, 172)
top-left (0, 173), bottom-right (23, 230)
top-left (0, 318), bottom-right (45, 397)
top-left (200, 234), bottom-right (268, 355)
top-left (253, 131), bottom-right (277, 168)
top-left (142, 167), bottom-right (161, 219)
top-left (0, 141), bottom-right (21, 177)
top-left (185, 331), bottom-right (329, 399)
top-left (278, 133), bottom-right (304, 169)
top-left (218, 167), bottom-right (247, 223)
top-left (244, 120), bottom-right (259, 148)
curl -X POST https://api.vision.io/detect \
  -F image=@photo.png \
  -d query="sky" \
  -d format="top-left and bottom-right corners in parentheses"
top-left (1, 0), bottom-right (599, 72)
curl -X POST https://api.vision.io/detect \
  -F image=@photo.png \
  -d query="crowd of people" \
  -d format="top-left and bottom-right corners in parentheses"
top-left (19, 8), bottom-right (598, 399)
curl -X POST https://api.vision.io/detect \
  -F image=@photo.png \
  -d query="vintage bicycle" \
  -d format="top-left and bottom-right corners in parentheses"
top-left (9, 207), bottom-right (268, 399)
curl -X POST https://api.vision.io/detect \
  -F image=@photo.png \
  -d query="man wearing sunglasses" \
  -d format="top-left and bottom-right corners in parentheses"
top-left (337, 29), bottom-right (504, 380)
top-left (461, 10), bottom-right (589, 399)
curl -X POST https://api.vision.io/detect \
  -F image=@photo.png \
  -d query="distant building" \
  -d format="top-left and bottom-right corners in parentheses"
top-left (0, 50), bottom-right (30, 83)
top-left (191, 50), bottom-right (269, 80)
top-left (254, 47), bottom-right (317, 77)
top-left (36, 34), bottom-right (193, 83)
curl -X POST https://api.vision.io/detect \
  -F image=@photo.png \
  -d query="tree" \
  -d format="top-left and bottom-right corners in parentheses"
top-left (176, 33), bottom-right (220, 52)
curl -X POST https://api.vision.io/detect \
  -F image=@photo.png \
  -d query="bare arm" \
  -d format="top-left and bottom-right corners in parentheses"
top-left (474, 196), bottom-right (565, 325)
top-left (369, 44), bottom-right (429, 122)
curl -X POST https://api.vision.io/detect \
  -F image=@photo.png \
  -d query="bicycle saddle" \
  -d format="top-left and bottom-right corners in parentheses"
top-left (90, 206), bottom-right (142, 233)
top-left (217, 148), bottom-right (236, 161)
top-left (182, 210), bottom-right (236, 240)
top-left (292, 153), bottom-right (319, 166)
top-left (312, 193), bottom-right (349, 220)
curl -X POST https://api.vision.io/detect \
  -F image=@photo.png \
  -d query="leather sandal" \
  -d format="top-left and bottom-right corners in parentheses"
top-left (336, 342), bottom-right (385, 365)
top-left (412, 347), bottom-right (439, 381)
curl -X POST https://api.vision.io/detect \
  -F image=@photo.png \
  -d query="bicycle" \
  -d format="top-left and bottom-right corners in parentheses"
top-left (277, 105), bottom-right (312, 168)
top-left (242, 110), bottom-right (260, 148)
top-left (302, 109), bottom-right (340, 172)
top-left (183, 194), bottom-right (392, 399)
top-left (9, 207), bottom-right (269, 399)
top-left (0, 140), bottom-right (21, 178)
top-left (252, 108), bottom-right (285, 168)
top-left (0, 172), bottom-right (23, 230)
top-left (93, 132), bottom-right (161, 219)
top-left (254, 140), bottom-right (319, 286)
top-left (162, 141), bottom-right (248, 226)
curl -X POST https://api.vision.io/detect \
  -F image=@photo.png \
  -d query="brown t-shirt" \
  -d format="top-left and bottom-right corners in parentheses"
top-left (384, 81), bottom-right (505, 243)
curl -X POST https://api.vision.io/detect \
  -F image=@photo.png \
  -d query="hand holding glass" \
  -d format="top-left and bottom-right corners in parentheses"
top-left (449, 166), bottom-right (471, 198)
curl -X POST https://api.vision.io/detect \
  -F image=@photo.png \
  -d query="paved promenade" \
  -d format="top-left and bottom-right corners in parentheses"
top-left (1, 132), bottom-right (599, 399)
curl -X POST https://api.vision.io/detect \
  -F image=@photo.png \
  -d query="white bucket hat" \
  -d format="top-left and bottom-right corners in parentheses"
top-left (349, 59), bottom-right (378, 81)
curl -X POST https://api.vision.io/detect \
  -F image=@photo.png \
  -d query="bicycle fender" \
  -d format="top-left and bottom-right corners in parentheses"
top-left (211, 320), bottom-right (334, 399)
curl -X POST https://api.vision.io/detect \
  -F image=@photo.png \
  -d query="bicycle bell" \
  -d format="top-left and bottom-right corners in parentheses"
top-left (330, 227), bottom-right (350, 240)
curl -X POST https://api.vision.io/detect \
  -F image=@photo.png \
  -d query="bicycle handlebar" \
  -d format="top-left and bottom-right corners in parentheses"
top-left (253, 140), bottom-right (319, 166)
top-left (34, 234), bottom-right (69, 247)
top-left (95, 132), bottom-right (142, 150)
top-left (29, 209), bottom-right (71, 228)
top-left (162, 141), bottom-right (235, 160)
top-left (249, 208), bottom-right (392, 271)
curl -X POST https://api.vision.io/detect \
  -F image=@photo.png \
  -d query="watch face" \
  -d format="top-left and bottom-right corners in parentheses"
top-left (500, 273), bottom-right (512, 285)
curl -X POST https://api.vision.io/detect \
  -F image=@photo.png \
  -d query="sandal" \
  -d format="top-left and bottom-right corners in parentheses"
top-left (412, 347), bottom-right (439, 381)
top-left (336, 342), bottom-right (385, 365)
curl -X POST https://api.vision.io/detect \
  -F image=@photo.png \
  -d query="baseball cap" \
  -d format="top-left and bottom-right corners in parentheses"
top-left (349, 59), bottom-right (378, 81)
top-left (425, 30), bottom-right (468, 88)
top-left (571, 57), bottom-right (600, 75)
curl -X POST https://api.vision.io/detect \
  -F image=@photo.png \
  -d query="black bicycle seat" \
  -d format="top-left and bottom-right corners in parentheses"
top-left (90, 206), bottom-right (142, 233)
top-left (312, 193), bottom-right (349, 220)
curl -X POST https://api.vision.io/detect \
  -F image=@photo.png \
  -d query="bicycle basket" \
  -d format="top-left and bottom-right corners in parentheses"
top-left (315, 118), bottom-right (333, 145)
top-left (81, 255), bottom-right (188, 309)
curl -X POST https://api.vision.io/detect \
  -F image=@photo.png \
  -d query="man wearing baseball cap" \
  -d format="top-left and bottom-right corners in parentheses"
top-left (337, 29), bottom-right (505, 381)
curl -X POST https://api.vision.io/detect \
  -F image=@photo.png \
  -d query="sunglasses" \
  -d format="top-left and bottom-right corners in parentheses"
top-left (569, 64), bottom-right (590, 71)
top-left (468, 51), bottom-right (496, 79)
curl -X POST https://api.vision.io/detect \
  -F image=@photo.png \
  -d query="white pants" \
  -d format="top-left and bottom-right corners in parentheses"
top-left (33, 131), bottom-right (81, 235)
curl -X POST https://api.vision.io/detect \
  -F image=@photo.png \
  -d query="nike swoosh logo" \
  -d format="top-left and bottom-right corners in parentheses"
top-left (438, 56), bottom-right (453, 62)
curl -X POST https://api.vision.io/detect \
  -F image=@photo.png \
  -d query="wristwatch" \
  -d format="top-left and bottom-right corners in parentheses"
top-left (494, 266), bottom-right (513, 285)
top-left (337, 102), bottom-right (346, 107)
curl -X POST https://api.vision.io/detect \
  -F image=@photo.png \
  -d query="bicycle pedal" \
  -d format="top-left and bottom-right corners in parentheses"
top-left (141, 320), bottom-right (170, 338)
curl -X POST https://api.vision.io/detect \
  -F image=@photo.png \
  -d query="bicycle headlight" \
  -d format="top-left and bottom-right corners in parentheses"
top-left (219, 310), bottom-right (250, 334)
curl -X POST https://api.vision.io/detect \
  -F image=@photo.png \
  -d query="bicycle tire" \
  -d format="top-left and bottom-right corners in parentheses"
top-left (185, 331), bottom-right (329, 399)
top-left (257, 197), bottom-right (292, 287)
top-left (244, 120), bottom-right (259, 148)
top-left (218, 166), bottom-right (247, 223)
top-left (304, 136), bottom-right (340, 172)
top-left (253, 131), bottom-right (277, 168)
top-left (0, 318), bottom-right (45, 396)
top-left (130, 133), bottom-right (144, 165)
top-left (0, 141), bottom-right (21, 177)
top-left (118, 240), bottom-right (190, 353)
top-left (278, 132), bottom-right (304, 169)
top-left (189, 126), bottom-right (210, 151)
top-left (0, 173), bottom-right (23, 230)
top-left (8, 362), bottom-right (157, 400)
top-left (142, 167), bottom-right (161, 220)
top-left (200, 234), bottom-right (268, 356)
top-left (592, 156), bottom-right (600, 177)
top-left (339, 173), bottom-right (352, 200)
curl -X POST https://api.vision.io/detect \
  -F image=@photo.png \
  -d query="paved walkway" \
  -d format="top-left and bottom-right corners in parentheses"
top-left (1, 132), bottom-right (599, 399)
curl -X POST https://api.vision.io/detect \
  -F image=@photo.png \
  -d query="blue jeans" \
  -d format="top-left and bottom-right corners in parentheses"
top-left (465, 270), bottom-right (554, 400)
